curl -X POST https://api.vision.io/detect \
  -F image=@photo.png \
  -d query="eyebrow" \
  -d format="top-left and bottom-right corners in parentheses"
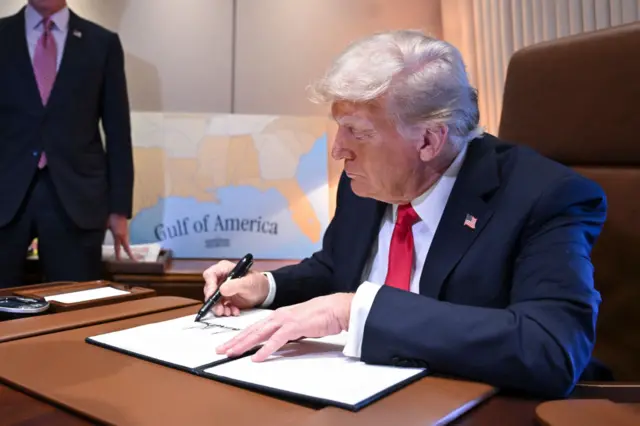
top-left (335, 116), bottom-right (374, 128)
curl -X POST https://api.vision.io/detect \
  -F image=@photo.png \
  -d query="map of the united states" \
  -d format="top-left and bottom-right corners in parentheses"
top-left (127, 113), bottom-right (332, 258)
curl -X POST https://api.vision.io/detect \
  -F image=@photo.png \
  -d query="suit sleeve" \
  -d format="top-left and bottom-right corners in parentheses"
top-left (360, 175), bottom-right (606, 398)
top-left (268, 173), bottom-right (349, 308)
top-left (101, 33), bottom-right (134, 218)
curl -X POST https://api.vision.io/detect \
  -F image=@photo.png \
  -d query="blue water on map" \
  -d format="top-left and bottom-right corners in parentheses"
top-left (130, 133), bottom-right (329, 259)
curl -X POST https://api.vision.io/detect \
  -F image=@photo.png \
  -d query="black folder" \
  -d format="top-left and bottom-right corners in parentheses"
top-left (85, 311), bottom-right (428, 411)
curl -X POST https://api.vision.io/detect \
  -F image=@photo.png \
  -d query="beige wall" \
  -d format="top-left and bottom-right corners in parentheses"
top-left (1, 0), bottom-right (441, 115)
top-left (234, 0), bottom-right (442, 115)
top-left (5, 0), bottom-right (638, 125)
top-left (0, 0), bottom-right (234, 112)
top-left (67, 0), bottom-right (234, 113)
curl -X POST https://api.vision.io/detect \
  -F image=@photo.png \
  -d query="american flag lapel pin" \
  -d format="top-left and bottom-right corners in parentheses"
top-left (463, 213), bottom-right (477, 230)
top-left (73, 29), bottom-right (82, 38)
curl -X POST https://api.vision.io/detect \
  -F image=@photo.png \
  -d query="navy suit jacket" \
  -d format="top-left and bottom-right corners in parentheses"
top-left (0, 8), bottom-right (133, 229)
top-left (270, 133), bottom-right (606, 398)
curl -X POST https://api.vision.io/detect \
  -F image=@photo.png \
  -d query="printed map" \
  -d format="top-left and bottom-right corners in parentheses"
top-left (128, 113), bottom-right (332, 258)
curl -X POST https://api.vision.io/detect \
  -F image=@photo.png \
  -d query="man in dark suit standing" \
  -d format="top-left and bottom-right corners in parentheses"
top-left (202, 30), bottom-right (607, 397)
top-left (0, 0), bottom-right (134, 288)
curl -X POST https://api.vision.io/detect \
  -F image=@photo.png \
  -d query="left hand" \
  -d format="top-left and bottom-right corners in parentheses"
top-left (216, 293), bottom-right (354, 361)
top-left (107, 213), bottom-right (135, 261)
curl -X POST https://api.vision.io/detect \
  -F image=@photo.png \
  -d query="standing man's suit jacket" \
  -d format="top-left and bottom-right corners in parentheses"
top-left (270, 133), bottom-right (607, 398)
top-left (0, 7), bottom-right (133, 229)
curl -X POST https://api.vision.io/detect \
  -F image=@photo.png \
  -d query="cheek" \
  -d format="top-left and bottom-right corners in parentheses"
top-left (367, 145), bottom-right (401, 170)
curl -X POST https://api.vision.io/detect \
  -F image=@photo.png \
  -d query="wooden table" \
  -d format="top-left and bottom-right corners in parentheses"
top-left (1, 301), bottom-right (638, 426)
top-left (2, 381), bottom-right (638, 426)
top-left (0, 306), bottom-right (494, 426)
top-left (0, 383), bottom-right (91, 426)
top-left (9, 263), bottom-right (639, 424)
top-left (24, 256), bottom-right (300, 302)
top-left (0, 294), bottom-right (201, 425)
top-left (0, 296), bottom-right (199, 343)
top-left (111, 259), bottom-right (300, 300)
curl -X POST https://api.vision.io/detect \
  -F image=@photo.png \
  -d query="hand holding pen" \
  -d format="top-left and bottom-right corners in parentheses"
top-left (199, 253), bottom-right (270, 320)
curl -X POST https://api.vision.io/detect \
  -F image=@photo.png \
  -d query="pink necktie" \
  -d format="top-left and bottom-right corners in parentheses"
top-left (33, 18), bottom-right (57, 168)
top-left (384, 204), bottom-right (420, 291)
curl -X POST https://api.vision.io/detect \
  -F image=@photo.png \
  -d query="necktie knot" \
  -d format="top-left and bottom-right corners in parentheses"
top-left (42, 18), bottom-right (54, 31)
top-left (396, 204), bottom-right (420, 229)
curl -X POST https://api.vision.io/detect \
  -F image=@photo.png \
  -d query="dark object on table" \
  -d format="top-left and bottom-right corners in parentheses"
top-left (0, 296), bottom-right (49, 321)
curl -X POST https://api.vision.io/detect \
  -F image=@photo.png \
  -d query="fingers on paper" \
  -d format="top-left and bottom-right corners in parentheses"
top-left (228, 320), bottom-right (276, 355)
top-left (252, 324), bottom-right (297, 362)
top-left (114, 239), bottom-right (122, 261)
top-left (217, 317), bottom-right (273, 355)
top-left (216, 313), bottom-right (298, 361)
top-left (122, 239), bottom-right (135, 261)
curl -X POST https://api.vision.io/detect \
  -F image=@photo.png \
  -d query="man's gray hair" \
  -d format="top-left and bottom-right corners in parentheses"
top-left (309, 30), bottom-right (482, 147)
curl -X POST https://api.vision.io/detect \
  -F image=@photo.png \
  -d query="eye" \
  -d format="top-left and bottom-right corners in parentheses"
top-left (347, 127), bottom-right (368, 140)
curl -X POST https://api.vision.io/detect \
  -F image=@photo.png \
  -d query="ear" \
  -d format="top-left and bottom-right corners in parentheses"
top-left (418, 125), bottom-right (449, 162)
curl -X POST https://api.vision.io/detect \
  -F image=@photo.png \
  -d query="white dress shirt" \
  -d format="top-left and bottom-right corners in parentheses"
top-left (263, 142), bottom-right (469, 357)
top-left (25, 4), bottom-right (69, 71)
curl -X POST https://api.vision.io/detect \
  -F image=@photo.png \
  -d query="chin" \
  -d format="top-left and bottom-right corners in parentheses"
top-left (349, 179), bottom-right (373, 199)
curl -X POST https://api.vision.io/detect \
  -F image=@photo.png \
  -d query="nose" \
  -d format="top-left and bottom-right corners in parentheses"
top-left (331, 140), bottom-right (343, 161)
top-left (331, 128), bottom-right (353, 161)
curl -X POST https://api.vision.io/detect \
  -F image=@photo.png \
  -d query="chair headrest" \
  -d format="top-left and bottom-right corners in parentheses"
top-left (498, 22), bottom-right (640, 166)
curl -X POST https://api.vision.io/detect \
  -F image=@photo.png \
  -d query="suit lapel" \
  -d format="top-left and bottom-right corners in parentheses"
top-left (46, 11), bottom-right (84, 109)
top-left (6, 9), bottom-right (42, 108)
top-left (419, 136), bottom-right (501, 299)
top-left (345, 196), bottom-right (387, 289)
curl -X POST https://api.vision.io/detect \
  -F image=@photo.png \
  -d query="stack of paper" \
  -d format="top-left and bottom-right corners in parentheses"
top-left (45, 287), bottom-right (130, 304)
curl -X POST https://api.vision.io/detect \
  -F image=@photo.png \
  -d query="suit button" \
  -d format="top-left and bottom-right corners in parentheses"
top-left (32, 150), bottom-right (39, 157)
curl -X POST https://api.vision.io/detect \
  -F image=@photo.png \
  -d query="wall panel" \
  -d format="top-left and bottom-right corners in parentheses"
top-left (233, 0), bottom-right (443, 116)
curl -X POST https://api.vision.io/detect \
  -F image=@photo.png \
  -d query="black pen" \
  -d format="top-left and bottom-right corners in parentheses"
top-left (195, 253), bottom-right (254, 322)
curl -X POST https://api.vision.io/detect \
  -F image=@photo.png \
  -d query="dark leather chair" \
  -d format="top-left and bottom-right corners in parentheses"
top-left (498, 21), bottom-right (640, 381)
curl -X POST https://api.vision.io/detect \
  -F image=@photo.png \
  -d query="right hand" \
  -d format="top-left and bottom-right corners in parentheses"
top-left (202, 260), bottom-right (270, 316)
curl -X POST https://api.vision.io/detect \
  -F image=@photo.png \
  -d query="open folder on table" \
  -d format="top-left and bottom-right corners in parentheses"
top-left (86, 309), bottom-right (428, 411)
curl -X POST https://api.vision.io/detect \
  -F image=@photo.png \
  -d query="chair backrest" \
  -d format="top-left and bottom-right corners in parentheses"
top-left (498, 21), bottom-right (640, 380)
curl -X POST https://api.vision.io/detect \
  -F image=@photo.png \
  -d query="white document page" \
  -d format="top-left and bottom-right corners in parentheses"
top-left (45, 287), bottom-right (130, 303)
top-left (88, 309), bottom-right (272, 370)
top-left (204, 337), bottom-right (426, 408)
top-left (102, 242), bottom-right (162, 262)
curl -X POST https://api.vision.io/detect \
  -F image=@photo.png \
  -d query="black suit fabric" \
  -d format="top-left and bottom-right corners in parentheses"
top-left (0, 8), bottom-right (133, 287)
top-left (270, 134), bottom-right (607, 397)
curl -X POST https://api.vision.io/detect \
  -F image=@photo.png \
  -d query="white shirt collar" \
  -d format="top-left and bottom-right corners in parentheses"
top-left (392, 142), bottom-right (469, 232)
top-left (25, 4), bottom-right (70, 31)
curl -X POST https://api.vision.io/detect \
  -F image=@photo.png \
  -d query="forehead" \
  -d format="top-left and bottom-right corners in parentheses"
top-left (331, 101), bottom-right (386, 127)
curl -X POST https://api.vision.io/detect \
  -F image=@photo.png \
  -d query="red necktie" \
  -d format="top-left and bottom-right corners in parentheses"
top-left (33, 18), bottom-right (57, 168)
top-left (384, 204), bottom-right (420, 291)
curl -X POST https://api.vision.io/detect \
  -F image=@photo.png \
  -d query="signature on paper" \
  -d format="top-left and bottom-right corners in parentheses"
top-left (182, 321), bottom-right (240, 335)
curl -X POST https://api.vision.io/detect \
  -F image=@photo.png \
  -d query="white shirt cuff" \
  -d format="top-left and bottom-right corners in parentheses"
top-left (342, 281), bottom-right (383, 358)
top-left (260, 272), bottom-right (277, 307)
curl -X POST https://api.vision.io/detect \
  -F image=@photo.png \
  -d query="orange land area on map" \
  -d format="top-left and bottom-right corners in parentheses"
top-left (132, 116), bottom-right (340, 243)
